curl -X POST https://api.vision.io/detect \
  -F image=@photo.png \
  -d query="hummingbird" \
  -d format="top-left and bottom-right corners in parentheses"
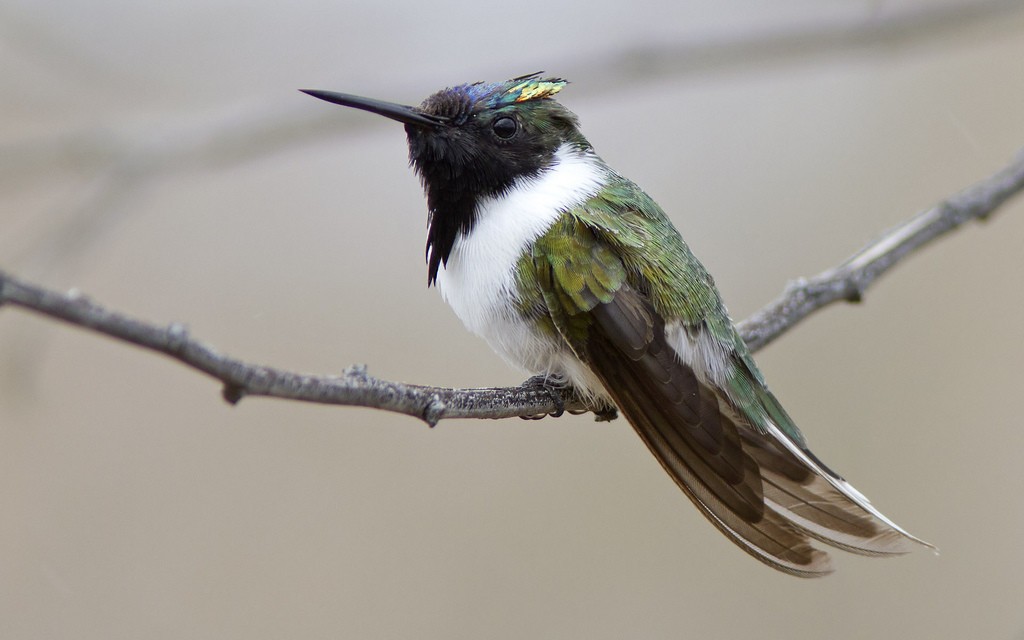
top-left (302, 73), bottom-right (932, 576)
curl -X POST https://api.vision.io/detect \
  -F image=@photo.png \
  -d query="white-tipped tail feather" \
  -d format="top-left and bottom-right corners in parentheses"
top-left (761, 419), bottom-right (935, 555)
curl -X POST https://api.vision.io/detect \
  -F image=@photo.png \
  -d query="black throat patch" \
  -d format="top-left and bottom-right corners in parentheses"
top-left (423, 183), bottom-right (480, 286)
top-left (408, 127), bottom-right (550, 286)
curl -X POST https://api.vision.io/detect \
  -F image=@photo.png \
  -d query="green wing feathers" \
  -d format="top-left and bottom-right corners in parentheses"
top-left (528, 197), bottom-right (925, 576)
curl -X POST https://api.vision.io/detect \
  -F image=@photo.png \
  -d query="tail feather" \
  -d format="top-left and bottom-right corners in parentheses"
top-left (599, 354), bottom-right (834, 576)
top-left (760, 419), bottom-right (936, 554)
top-left (582, 287), bottom-right (931, 575)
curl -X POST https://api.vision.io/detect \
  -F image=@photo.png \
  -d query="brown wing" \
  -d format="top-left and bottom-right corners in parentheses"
top-left (585, 287), bottom-right (839, 576)
top-left (588, 285), bottom-right (928, 575)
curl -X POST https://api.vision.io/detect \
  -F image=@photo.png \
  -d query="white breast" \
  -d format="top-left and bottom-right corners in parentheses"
top-left (434, 143), bottom-right (608, 391)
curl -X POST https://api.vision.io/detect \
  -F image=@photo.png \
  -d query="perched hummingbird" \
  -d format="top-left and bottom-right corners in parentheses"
top-left (303, 73), bottom-right (931, 576)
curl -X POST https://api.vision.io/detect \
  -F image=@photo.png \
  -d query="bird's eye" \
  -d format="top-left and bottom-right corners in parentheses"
top-left (492, 116), bottom-right (518, 139)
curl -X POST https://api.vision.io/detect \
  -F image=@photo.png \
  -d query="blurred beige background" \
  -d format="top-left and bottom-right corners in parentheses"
top-left (3, 1), bottom-right (1024, 638)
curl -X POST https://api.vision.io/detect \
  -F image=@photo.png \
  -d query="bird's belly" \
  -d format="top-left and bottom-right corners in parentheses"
top-left (436, 256), bottom-right (606, 400)
top-left (474, 308), bottom-right (608, 401)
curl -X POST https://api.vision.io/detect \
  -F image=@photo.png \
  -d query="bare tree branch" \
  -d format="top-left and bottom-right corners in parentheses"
top-left (2, 148), bottom-right (1022, 424)
top-left (738, 147), bottom-right (1024, 351)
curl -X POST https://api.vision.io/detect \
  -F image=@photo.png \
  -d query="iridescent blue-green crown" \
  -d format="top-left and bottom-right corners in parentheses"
top-left (455, 73), bottom-right (567, 109)
top-left (489, 75), bottom-right (566, 107)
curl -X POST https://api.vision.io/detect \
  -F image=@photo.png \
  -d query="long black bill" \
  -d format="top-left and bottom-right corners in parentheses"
top-left (301, 89), bottom-right (446, 128)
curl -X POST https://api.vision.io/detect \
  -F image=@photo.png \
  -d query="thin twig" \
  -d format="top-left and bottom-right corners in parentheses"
top-left (737, 148), bottom-right (1024, 351)
top-left (2, 149), bottom-right (1022, 424)
top-left (0, 278), bottom-right (571, 425)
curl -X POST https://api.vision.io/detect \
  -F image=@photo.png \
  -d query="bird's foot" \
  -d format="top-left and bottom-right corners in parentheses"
top-left (520, 374), bottom-right (568, 420)
top-left (519, 375), bottom-right (618, 422)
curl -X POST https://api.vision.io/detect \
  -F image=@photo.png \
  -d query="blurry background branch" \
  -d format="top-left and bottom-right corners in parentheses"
top-left (5, 0), bottom-right (1022, 276)
top-left (3, 146), bottom-right (1022, 424)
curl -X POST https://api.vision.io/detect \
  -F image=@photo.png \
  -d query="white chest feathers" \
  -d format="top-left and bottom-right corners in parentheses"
top-left (435, 144), bottom-right (606, 336)
top-left (434, 143), bottom-right (607, 382)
